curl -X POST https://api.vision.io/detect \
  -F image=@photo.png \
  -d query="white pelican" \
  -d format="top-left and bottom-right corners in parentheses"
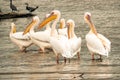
top-left (58, 18), bottom-right (67, 36)
top-left (38, 10), bottom-right (81, 64)
top-left (84, 12), bottom-right (111, 60)
top-left (66, 19), bottom-right (82, 60)
top-left (38, 10), bottom-right (60, 63)
top-left (9, 23), bottom-right (33, 52)
top-left (23, 15), bottom-right (51, 52)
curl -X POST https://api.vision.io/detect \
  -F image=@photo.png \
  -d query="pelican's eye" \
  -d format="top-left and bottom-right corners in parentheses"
top-left (66, 23), bottom-right (70, 27)
top-left (87, 15), bottom-right (90, 20)
top-left (51, 12), bottom-right (54, 15)
top-left (47, 12), bottom-right (54, 18)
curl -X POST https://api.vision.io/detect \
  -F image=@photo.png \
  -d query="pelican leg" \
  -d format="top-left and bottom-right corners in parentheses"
top-left (39, 48), bottom-right (42, 51)
top-left (92, 53), bottom-right (95, 60)
top-left (68, 58), bottom-right (70, 63)
top-left (20, 47), bottom-right (26, 52)
top-left (64, 57), bottom-right (66, 64)
top-left (56, 55), bottom-right (59, 64)
top-left (99, 55), bottom-right (102, 59)
top-left (99, 55), bottom-right (103, 62)
top-left (22, 49), bottom-right (27, 53)
top-left (77, 52), bottom-right (80, 60)
top-left (53, 49), bottom-right (59, 64)
top-left (39, 47), bottom-right (45, 53)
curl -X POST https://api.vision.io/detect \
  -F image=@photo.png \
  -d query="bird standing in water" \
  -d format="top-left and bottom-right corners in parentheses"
top-left (25, 3), bottom-right (38, 13)
top-left (9, 23), bottom-right (33, 52)
top-left (84, 12), bottom-right (111, 60)
top-left (10, 0), bottom-right (18, 12)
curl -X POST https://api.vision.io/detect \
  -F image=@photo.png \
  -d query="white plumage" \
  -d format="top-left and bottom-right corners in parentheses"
top-left (23, 16), bottom-right (51, 52)
top-left (39, 11), bottom-right (82, 64)
top-left (50, 19), bottom-right (81, 63)
top-left (9, 23), bottom-right (33, 52)
top-left (58, 18), bottom-right (67, 37)
top-left (84, 12), bottom-right (111, 60)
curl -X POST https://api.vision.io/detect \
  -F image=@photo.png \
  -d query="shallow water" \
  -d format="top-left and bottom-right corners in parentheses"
top-left (0, 0), bottom-right (120, 79)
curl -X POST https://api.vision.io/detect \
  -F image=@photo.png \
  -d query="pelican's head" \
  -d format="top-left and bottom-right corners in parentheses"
top-left (11, 22), bottom-right (16, 33)
top-left (51, 10), bottom-right (61, 20)
top-left (66, 19), bottom-right (75, 28)
top-left (66, 19), bottom-right (75, 39)
top-left (33, 16), bottom-right (40, 23)
top-left (59, 18), bottom-right (65, 29)
top-left (84, 12), bottom-right (91, 23)
top-left (38, 10), bottom-right (61, 29)
top-left (23, 16), bottom-right (40, 35)
top-left (45, 14), bottom-right (51, 25)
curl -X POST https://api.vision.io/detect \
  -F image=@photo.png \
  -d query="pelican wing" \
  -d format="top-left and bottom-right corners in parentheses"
top-left (69, 37), bottom-right (81, 54)
top-left (50, 35), bottom-right (82, 58)
top-left (50, 36), bottom-right (76, 58)
top-left (30, 30), bottom-right (50, 42)
top-left (86, 33), bottom-right (107, 56)
top-left (11, 32), bottom-right (30, 40)
top-left (58, 28), bottom-right (67, 37)
top-left (50, 36), bottom-right (68, 54)
top-left (97, 33), bottom-right (111, 52)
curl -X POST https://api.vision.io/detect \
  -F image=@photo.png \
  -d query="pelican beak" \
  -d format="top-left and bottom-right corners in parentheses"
top-left (23, 20), bottom-right (36, 35)
top-left (59, 21), bottom-right (63, 29)
top-left (38, 14), bottom-right (57, 29)
top-left (60, 18), bottom-right (65, 29)
top-left (13, 24), bottom-right (16, 33)
top-left (66, 23), bottom-right (71, 39)
top-left (11, 23), bottom-right (16, 33)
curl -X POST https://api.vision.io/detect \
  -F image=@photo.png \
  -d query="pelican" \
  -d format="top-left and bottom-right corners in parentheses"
top-left (84, 12), bottom-right (111, 60)
top-left (38, 10), bottom-right (81, 64)
top-left (58, 18), bottom-right (67, 36)
top-left (23, 15), bottom-right (51, 52)
top-left (9, 23), bottom-right (33, 52)
top-left (38, 10), bottom-right (64, 63)
top-left (66, 19), bottom-right (82, 59)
